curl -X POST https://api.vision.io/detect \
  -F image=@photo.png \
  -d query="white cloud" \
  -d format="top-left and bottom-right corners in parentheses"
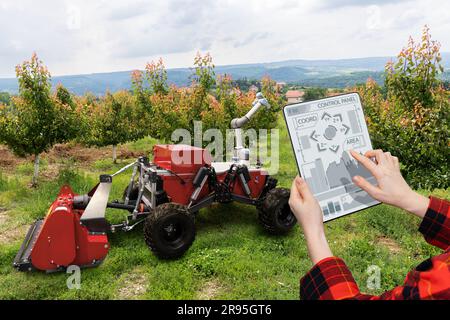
top-left (0, 0), bottom-right (448, 77)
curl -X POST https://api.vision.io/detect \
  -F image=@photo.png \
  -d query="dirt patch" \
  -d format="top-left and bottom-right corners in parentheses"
top-left (115, 268), bottom-right (148, 300)
top-left (47, 143), bottom-right (111, 165)
top-left (47, 143), bottom-right (143, 166)
top-left (0, 146), bottom-right (28, 169)
top-left (376, 236), bottom-right (402, 254)
top-left (0, 143), bottom-right (147, 172)
top-left (196, 279), bottom-right (224, 300)
top-left (118, 149), bottom-right (146, 160)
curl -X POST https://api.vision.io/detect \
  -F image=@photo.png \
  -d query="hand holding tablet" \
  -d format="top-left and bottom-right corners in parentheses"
top-left (283, 93), bottom-right (379, 221)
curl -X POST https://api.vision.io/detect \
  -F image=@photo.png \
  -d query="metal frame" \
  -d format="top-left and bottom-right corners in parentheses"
top-left (77, 92), bottom-right (275, 233)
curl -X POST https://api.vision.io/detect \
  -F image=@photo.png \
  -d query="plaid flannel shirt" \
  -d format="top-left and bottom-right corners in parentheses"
top-left (300, 196), bottom-right (450, 300)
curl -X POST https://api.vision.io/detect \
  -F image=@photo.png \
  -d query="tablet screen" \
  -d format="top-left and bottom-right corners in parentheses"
top-left (283, 93), bottom-right (379, 221)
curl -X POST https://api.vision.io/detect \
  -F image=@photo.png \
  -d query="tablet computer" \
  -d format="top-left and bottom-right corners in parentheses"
top-left (283, 93), bottom-right (379, 222)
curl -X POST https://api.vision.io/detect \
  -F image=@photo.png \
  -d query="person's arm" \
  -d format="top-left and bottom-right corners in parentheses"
top-left (289, 177), bottom-right (332, 264)
top-left (291, 149), bottom-right (450, 300)
top-left (290, 176), bottom-right (362, 300)
top-left (417, 197), bottom-right (450, 250)
top-left (350, 149), bottom-right (450, 249)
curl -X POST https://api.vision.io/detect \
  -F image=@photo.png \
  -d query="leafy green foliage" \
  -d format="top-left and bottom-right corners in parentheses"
top-left (303, 87), bottom-right (327, 101)
top-left (0, 92), bottom-right (11, 105)
top-left (130, 53), bottom-right (281, 150)
top-left (356, 26), bottom-right (449, 189)
top-left (145, 58), bottom-right (169, 95)
top-left (385, 26), bottom-right (443, 110)
top-left (78, 90), bottom-right (141, 162)
top-left (232, 78), bottom-right (261, 92)
top-left (0, 54), bottom-right (78, 184)
top-left (191, 52), bottom-right (216, 92)
top-left (53, 85), bottom-right (80, 144)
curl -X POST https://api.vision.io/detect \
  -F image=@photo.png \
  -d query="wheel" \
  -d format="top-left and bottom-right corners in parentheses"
top-left (144, 203), bottom-right (195, 259)
top-left (122, 184), bottom-right (140, 212)
top-left (122, 183), bottom-right (139, 202)
top-left (258, 188), bottom-right (296, 235)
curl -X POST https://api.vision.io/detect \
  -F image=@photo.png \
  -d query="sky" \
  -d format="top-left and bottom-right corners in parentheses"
top-left (0, 0), bottom-right (449, 77)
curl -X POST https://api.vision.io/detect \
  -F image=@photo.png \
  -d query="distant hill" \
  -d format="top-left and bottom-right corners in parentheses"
top-left (0, 53), bottom-right (449, 95)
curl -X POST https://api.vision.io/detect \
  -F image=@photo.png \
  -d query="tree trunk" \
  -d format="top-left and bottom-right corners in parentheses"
top-left (32, 154), bottom-right (40, 186)
top-left (112, 145), bottom-right (117, 164)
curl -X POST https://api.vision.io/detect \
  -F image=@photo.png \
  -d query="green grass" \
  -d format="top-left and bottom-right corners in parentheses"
top-left (0, 119), bottom-right (448, 300)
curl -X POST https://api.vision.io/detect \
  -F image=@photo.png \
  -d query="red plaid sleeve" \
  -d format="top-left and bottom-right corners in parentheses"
top-left (418, 196), bottom-right (450, 250)
top-left (300, 257), bottom-right (360, 300)
top-left (300, 197), bottom-right (450, 300)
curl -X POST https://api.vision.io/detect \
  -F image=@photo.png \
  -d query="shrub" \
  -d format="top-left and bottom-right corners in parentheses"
top-left (356, 26), bottom-right (449, 189)
top-left (131, 54), bottom-right (282, 155)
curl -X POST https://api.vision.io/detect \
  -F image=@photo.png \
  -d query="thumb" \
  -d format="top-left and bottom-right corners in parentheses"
top-left (352, 175), bottom-right (381, 199)
top-left (295, 176), bottom-right (314, 200)
top-left (290, 178), bottom-right (302, 202)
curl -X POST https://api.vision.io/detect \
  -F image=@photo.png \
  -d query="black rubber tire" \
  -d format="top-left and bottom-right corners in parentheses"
top-left (144, 203), bottom-right (195, 259)
top-left (122, 183), bottom-right (139, 202)
top-left (258, 188), bottom-right (296, 235)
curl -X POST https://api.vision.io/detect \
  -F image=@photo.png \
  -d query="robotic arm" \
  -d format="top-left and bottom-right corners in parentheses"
top-left (231, 92), bottom-right (271, 163)
top-left (231, 92), bottom-right (270, 129)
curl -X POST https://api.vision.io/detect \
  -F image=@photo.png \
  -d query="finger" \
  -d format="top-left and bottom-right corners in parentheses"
top-left (384, 152), bottom-right (394, 166)
top-left (352, 175), bottom-right (382, 199)
top-left (392, 156), bottom-right (399, 168)
top-left (350, 149), bottom-right (378, 175)
top-left (290, 178), bottom-right (302, 203)
top-left (295, 176), bottom-right (314, 200)
top-left (364, 149), bottom-right (386, 164)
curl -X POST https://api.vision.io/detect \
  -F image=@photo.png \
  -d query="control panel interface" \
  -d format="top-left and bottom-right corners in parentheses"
top-left (284, 93), bottom-right (379, 221)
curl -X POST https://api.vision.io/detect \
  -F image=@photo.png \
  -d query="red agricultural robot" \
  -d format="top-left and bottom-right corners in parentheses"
top-left (14, 93), bottom-right (296, 272)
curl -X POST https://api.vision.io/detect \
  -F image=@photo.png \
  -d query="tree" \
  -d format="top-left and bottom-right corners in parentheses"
top-left (83, 90), bottom-right (138, 163)
top-left (189, 53), bottom-right (216, 126)
top-left (232, 78), bottom-right (260, 92)
top-left (145, 58), bottom-right (169, 95)
top-left (216, 74), bottom-right (238, 125)
top-left (357, 26), bottom-right (449, 189)
top-left (303, 87), bottom-right (327, 102)
top-left (0, 53), bottom-right (77, 185)
top-left (131, 59), bottom-right (170, 139)
top-left (0, 92), bottom-right (11, 105)
top-left (130, 53), bottom-right (283, 154)
top-left (385, 25), bottom-right (443, 111)
top-left (53, 84), bottom-right (80, 145)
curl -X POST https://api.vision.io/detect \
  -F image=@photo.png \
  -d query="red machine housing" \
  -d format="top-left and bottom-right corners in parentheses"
top-left (26, 185), bottom-right (109, 271)
top-left (153, 144), bottom-right (268, 205)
